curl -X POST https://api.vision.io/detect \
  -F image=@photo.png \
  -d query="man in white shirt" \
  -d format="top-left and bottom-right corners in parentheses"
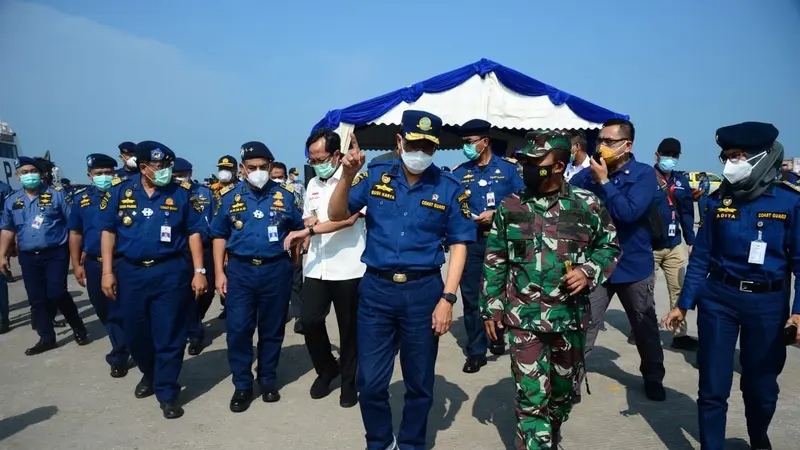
top-left (564, 131), bottom-right (591, 182)
top-left (285, 128), bottom-right (366, 408)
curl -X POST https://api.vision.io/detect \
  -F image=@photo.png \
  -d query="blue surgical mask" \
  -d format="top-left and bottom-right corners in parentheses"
top-left (20, 173), bottom-right (41, 189)
top-left (152, 167), bottom-right (173, 187)
top-left (92, 174), bottom-right (114, 191)
top-left (462, 143), bottom-right (479, 161)
top-left (658, 156), bottom-right (678, 172)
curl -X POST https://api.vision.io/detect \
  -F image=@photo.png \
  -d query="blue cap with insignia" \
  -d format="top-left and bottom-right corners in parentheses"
top-left (240, 141), bottom-right (274, 162)
top-left (173, 157), bottom-right (193, 173)
top-left (217, 155), bottom-right (238, 168)
top-left (134, 141), bottom-right (175, 163)
top-left (402, 110), bottom-right (442, 145)
top-left (15, 156), bottom-right (44, 172)
top-left (458, 119), bottom-right (491, 137)
top-left (715, 122), bottom-right (779, 152)
top-left (86, 153), bottom-right (117, 169)
top-left (118, 141), bottom-right (137, 154)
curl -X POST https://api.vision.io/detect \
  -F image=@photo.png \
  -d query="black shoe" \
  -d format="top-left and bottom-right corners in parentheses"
top-left (0, 320), bottom-right (9, 334)
top-left (229, 389), bottom-right (254, 413)
top-left (262, 390), bottom-right (281, 403)
top-left (339, 386), bottom-right (358, 408)
top-left (293, 321), bottom-right (304, 335)
top-left (187, 340), bottom-right (204, 356)
top-left (160, 401), bottom-right (184, 419)
top-left (644, 380), bottom-right (666, 401)
top-left (217, 308), bottom-right (226, 320)
top-left (24, 340), bottom-right (57, 356)
top-left (134, 377), bottom-right (154, 399)
top-left (462, 355), bottom-right (488, 374)
top-left (74, 329), bottom-right (91, 346)
top-left (53, 318), bottom-right (67, 328)
top-left (489, 340), bottom-right (505, 356)
top-left (670, 336), bottom-right (699, 351)
top-left (751, 435), bottom-right (771, 450)
top-left (310, 370), bottom-right (339, 399)
top-left (110, 364), bottom-right (129, 378)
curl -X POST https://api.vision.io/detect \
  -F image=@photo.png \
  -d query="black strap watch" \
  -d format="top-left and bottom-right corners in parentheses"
top-left (442, 293), bottom-right (457, 304)
top-left (307, 225), bottom-right (316, 237)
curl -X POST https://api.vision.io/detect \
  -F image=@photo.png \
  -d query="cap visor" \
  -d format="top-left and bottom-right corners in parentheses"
top-left (404, 132), bottom-right (440, 145)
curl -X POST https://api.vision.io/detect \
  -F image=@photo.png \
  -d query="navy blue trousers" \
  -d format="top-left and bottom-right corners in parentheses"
top-left (459, 237), bottom-right (502, 356)
top-left (186, 248), bottom-right (216, 342)
top-left (116, 256), bottom-right (191, 402)
top-left (85, 258), bottom-right (129, 366)
top-left (18, 245), bottom-right (83, 342)
top-left (357, 271), bottom-right (442, 450)
top-left (225, 256), bottom-right (292, 391)
top-left (697, 279), bottom-right (788, 449)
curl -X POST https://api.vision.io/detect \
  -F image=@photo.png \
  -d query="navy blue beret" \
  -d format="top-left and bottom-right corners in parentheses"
top-left (240, 141), bottom-right (274, 161)
top-left (134, 141), bottom-right (175, 163)
top-left (173, 157), bottom-right (192, 173)
top-left (118, 141), bottom-right (137, 154)
top-left (86, 153), bottom-right (118, 169)
top-left (15, 156), bottom-right (43, 171)
top-left (402, 110), bottom-right (442, 145)
top-left (657, 137), bottom-right (681, 155)
top-left (217, 155), bottom-right (238, 168)
top-left (716, 122), bottom-right (779, 152)
top-left (459, 119), bottom-right (492, 137)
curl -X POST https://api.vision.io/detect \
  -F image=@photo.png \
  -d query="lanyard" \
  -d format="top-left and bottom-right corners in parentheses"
top-left (655, 170), bottom-right (677, 221)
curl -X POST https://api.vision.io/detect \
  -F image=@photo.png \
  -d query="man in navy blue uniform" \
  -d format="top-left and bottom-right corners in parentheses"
top-left (652, 137), bottom-right (698, 351)
top-left (115, 141), bottom-right (140, 178)
top-left (665, 122), bottom-right (800, 450)
top-left (328, 110), bottom-right (475, 450)
top-left (0, 157), bottom-right (89, 354)
top-left (99, 141), bottom-right (208, 419)
top-left (213, 154), bottom-right (239, 320)
top-left (68, 154), bottom-right (130, 377)
top-left (172, 157), bottom-right (216, 356)
top-left (452, 118), bottom-right (524, 373)
top-left (210, 141), bottom-right (304, 413)
top-left (0, 179), bottom-right (13, 334)
top-left (570, 118), bottom-right (667, 401)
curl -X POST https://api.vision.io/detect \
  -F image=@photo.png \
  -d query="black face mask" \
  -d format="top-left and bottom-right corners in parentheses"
top-left (522, 163), bottom-right (555, 191)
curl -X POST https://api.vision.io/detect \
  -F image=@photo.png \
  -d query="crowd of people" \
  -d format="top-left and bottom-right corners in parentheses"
top-left (0, 113), bottom-right (798, 450)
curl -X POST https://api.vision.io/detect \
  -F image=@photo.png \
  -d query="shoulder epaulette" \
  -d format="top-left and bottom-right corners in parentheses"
top-left (451, 163), bottom-right (462, 171)
top-left (280, 182), bottom-right (294, 193)
top-left (219, 183), bottom-right (236, 196)
top-left (111, 176), bottom-right (127, 187)
top-left (502, 156), bottom-right (518, 164)
top-left (779, 180), bottom-right (800, 194)
top-left (179, 181), bottom-right (192, 190)
top-left (351, 171), bottom-right (368, 186)
top-left (53, 185), bottom-right (63, 191)
top-left (72, 187), bottom-right (87, 195)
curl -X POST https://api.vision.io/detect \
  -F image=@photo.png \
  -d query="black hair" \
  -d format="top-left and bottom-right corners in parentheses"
top-left (571, 131), bottom-right (587, 152)
top-left (271, 162), bottom-right (287, 175)
top-left (602, 118), bottom-right (636, 141)
top-left (34, 157), bottom-right (55, 185)
top-left (306, 128), bottom-right (341, 156)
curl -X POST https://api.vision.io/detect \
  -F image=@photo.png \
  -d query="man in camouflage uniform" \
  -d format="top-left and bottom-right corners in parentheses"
top-left (480, 134), bottom-right (621, 450)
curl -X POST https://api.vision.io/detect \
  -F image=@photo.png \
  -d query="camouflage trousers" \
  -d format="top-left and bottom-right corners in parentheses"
top-left (508, 327), bottom-right (584, 450)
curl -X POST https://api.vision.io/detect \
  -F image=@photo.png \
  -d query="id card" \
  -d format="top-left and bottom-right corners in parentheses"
top-left (486, 191), bottom-right (496, 207)
top-left (748, 241), bottom-right (766, 265)
top-left (31, 215), bottom-right (44, 229)
top-left (668, 223), bottom-right (676, 237)
top-left (268, 225), bottom-right (279, 242)
top-left (160, 225), bottom-right (172, 243)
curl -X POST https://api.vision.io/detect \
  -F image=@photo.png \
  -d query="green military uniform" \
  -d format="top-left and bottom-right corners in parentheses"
top-left (479, 135), bottom-right (622, 450)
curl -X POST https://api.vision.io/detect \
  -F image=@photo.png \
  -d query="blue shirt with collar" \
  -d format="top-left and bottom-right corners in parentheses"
top-left (569, 154), bottom-right (658, 283)
top-left (1, 185), bottom-right (71, 251)
top-left (678, 182), bottom-right (800, 314)
top-left (189, 182), bottom-right (215, 245)
top-left (66, 185), bottom-right (106, 256)
top-left (348, 159), bottom-right (476, 272)
top-left (698, 177), bottom-right (711, 197)
top-left (209, 180), bottom-right (304, 258)
top-left (97, 174), bottom-right (206, 261)
top-left (452, 154), bottom-right (525, 235)
top-left (653, 167), bottom-right (696, 249)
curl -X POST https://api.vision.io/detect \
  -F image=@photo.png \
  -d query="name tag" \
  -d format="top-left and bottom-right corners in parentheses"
top-left (757, 212), bottom-right (787, 220)
top-left (229, 202), bottom-right (247, 213)
top-left (369, 184), bottom-right (396, 200)
top-left (420, 200), bottom-right (446, 212)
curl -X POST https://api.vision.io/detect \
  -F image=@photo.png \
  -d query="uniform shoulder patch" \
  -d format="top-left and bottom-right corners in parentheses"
top-left (179, 181), bottom-right (192, 190)
top-left (72, 187), bottom-right (87, 195)
top-left (352, 171), bottom-right (368, 186)
top-left (280, 182), bottom-right (294, 193)
top-left (219, 183), bottom-right (236, 196)
top-left (111, 176), bottom-right (127, 187)
top-left (779, 180), bottom-right (800, 194)
top-left (502, 156), bottom-right (518, 164)
top-left (53, 185), bottom-right (63, 191)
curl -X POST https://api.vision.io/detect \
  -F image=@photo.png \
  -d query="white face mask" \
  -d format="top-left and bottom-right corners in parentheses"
top-left (125, 156), bottom-right (137, 169)
top-left (247, 169), bottom-right (269, 189)
top-left (174, 176), bottom-right (189, 183)
top-left (217, 170), bottom-right (233, 183)
top-left (722, 151), bottom-right (765, 185)
top-left (401, 148), bottom-right (434, 174)
top-left (271, 178), bottom-right (285, 184)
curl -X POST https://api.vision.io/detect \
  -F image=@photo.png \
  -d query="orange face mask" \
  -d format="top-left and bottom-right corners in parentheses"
top-left (597, 144), bottom-right (625, 164)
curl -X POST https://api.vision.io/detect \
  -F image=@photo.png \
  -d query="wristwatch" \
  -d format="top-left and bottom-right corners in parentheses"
top-left (307, 225), bottom-right (316, 237)
top-left (194, 268), bottom-right (206, 275)
top-left (442, 293), bottom-right (457, 304)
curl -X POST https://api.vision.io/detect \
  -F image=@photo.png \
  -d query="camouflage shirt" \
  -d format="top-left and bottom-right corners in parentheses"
top-left (479, 183), bottom-right (621, 333)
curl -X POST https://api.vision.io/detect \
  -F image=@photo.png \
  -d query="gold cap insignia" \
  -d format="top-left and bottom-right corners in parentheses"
top-left (418, 117), bottom-right (432, 131)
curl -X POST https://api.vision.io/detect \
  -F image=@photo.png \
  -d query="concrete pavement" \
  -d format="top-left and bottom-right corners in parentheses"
top-left (1, 257), bottom-right (800, 449)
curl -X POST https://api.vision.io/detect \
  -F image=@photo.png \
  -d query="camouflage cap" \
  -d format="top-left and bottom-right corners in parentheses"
top-left (516, 135), bottom-right (571, 158)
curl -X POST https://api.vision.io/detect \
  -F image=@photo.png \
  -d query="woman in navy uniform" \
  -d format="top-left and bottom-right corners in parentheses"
top-left (665, 122), bottom-right (800, 450)
top-left (328, 110), bottom-right (475, 450)
top-left (68, 153), bottom-right (130, 377)
top-left (99, 141), bottom-right (208, 419)
top-left (0, 156), bottom-right (89, 355)
top-left (210, 141), bottom-right (304, 413)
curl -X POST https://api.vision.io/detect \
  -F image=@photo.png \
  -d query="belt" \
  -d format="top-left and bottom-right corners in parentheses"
top-left (123, 253), bottom-right (180, 267)
top-left (366, 267), bottom-right (440, 283)
top-left (21, 245), bottom-right (64, 255)
top-left (709, 270), bottom-right (786, 293)
top-left (85, 254), bottom-right (103, 263)
top-left (229, 253), bottom-right (286, 266)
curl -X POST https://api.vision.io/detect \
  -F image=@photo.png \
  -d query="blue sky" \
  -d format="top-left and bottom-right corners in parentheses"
top-left (1, 0), bottom-right (799, 182)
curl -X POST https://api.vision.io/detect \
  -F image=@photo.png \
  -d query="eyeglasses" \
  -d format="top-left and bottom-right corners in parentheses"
top-left (306, 155), bottom-right (333, 166)
top-left (718, 151), bottom-right (747, 163)
top-left (596, 138), bottom-right (628, 147)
